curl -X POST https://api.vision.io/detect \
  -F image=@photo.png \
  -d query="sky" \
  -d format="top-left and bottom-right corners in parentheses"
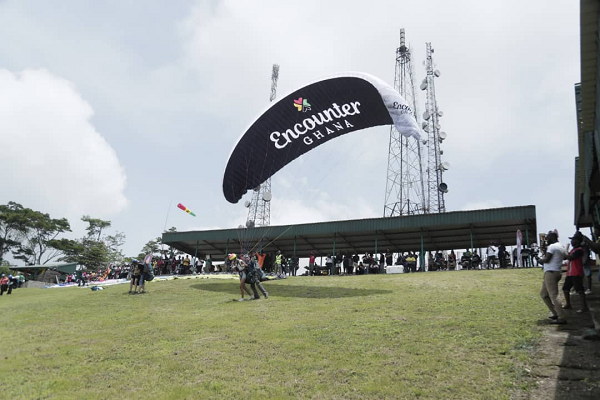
top-left (1, 0), bottom-right (581, 262)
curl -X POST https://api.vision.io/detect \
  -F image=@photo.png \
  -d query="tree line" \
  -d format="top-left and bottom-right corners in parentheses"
top-left (0, 201), bottom-right (177, 269)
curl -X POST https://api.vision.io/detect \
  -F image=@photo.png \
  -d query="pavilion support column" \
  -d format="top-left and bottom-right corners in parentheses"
top-left (469, 229), bottom-right (474, 253)
top-left (225, 238), bottom-right (229, 259)
top-left (331, 232), bottom-right (336, 275)
top-left (420, 230), bottom-right (425, 272)
top-left (293, 236), bottom-right (297, 257)
top-left (525, 225), bottom-right (531, 266)
top-left (293, 236), bottom-right (297, 276)
top-left (194, 240), bottom-right (199, 267)
top-left (374, 231), bottom-right (379, 273)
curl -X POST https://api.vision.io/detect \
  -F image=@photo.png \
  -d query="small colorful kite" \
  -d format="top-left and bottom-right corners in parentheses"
top-left (177, 203), bottom-right (196, 217)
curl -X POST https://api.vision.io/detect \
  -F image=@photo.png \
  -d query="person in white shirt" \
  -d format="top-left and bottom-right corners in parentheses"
top-left (539, 231), bottom-right (567, 324)
top-left (486, 244), bottom-right (498, 269)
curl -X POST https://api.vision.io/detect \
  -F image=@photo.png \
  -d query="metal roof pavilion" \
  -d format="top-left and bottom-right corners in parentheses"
top-left (162, 206), bottom-right (537, 261)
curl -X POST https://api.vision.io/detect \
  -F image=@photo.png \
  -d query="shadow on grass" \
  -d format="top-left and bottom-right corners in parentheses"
top-left (190, 281), bottom-right (391, 299)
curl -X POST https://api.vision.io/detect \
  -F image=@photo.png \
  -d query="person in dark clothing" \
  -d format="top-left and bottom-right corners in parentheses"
top-left (356, 262), bottom-right (365, 275)
top-left (385, 249), bottom-right (394, 268)
top-left (237, 254), bottom-right (268, 300)
top-left (352, 253), bottom-right (360, 273)
top-left (289, 256), bottom-right (298, 276)
top-left (7, 275), bottom-right (18, 294)
top-left (498, 243), bottom-right (507, 268)
top-left (342, 255), bottom-right (351, 275)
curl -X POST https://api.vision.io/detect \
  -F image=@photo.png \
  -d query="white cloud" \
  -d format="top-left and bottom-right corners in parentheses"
top-left (0, 68), bottom-right (128, 220)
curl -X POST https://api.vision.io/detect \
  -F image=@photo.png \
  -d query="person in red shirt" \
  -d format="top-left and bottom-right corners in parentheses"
top-left (562, 232), bottom-right (589, 313)
top-left (308, 252), bottom-right (316, 276)
top-left (0, 274), bottom-right (8, 295)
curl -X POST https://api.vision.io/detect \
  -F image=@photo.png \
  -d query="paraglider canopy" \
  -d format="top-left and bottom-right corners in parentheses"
top-left (222, 72), bottom-right (421, 204)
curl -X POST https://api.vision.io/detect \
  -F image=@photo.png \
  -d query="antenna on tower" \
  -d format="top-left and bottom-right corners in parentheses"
top-left (422, 43), bottom-right (447, 212)
top-left (383, 29), bottom-right (426, 216)
top-left (246, 64), bottom-right (279, 228)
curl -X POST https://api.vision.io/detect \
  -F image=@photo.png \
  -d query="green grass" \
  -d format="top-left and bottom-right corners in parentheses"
top-left (0, 270), bottom-right (546, 399)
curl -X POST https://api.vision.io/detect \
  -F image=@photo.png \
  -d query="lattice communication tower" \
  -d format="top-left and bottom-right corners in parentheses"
top-left (421, 43), bottom-right (447, 213)
top-left (245, 64), bottom-right (279, 228)
top-left (383, 29), bottom-right (426, 217)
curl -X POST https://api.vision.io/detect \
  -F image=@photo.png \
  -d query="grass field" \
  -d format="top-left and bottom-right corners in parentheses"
top-left (0, 269), bottom-right (546, 399)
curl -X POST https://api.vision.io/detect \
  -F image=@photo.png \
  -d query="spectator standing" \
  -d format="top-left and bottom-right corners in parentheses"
top-left (448, 250), bottom-right (457, 270)
top-left (308, 252), bottom-right (316, 276)
top-left (385, 249), bottom-right (394, 268)
top-left (539, 231), bottom-right (567, 324)
top-left (405, 252), bottom-right (417, 273)
top-left (562, 232), bottom-right (588, 313)
top-left (498, 243), bottom-right (507, 268)
top-left (325, 254), bottom-right (333, 274)
top-left (0, 274), bottom-right (8, 295)
top-left (486, 244), bottom-right (498, 269)
top-left (582, 226), bottom-right (600, 294)
top-left (7, 275), bottom-right (17, 294)
top-left (75, 264), bottom-right (86, 287)
top-left (343, 254), bottom-right (351, 275)
top-left (521, 245), bottom-right (531, 268)
top-left (335, 253), bottom-right (343, 275)
top-left (352, 253), bottom-right (360, 273)
top-left (275, 251), bottom-right (283, 276)
top-left (183, 255), bottom-right (191, 274)
top-left (290, 256), bottom-right (298, 276)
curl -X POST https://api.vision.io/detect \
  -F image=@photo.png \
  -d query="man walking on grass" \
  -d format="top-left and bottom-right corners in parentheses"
top-left (539, 231), bottom-right (567, 325)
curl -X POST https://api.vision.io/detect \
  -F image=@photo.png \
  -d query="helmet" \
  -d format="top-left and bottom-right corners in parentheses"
top-left (228, 253), bottom-right (237, 261)
top-left (8, 275), bottom-right (13, 279)
top-left (242, 254), bottom-right (250, 261)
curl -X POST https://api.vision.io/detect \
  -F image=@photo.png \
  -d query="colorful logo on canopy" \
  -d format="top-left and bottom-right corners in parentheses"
top-left (293, 97), bottom-right (311, 112)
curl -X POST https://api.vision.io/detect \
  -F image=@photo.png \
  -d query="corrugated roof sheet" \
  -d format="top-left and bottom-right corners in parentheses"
top-left (163, 206), bottom-right (537, 261)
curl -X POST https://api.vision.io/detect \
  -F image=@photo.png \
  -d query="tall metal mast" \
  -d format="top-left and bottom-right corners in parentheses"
top-left (383, 29), bottom-right (426, 216)
top-left (421, 43), bottom-right (447, 213)
top-left (245, 64), bottom-right (279, 227)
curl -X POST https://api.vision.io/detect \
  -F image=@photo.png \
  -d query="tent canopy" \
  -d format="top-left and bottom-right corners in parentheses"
top-left (162, 206), bottom-right (537, 261)
top-left (10, 262), bottom-right (78, 275)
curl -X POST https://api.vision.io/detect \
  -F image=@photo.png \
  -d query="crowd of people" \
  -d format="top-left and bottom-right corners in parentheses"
top-left (302, 243), bottom-right (541, 276)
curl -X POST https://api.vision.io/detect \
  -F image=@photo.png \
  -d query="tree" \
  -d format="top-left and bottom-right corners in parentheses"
top-left (0, 202), bottom-right (28, 262)
top-left (78, 239), bottom-right (109, 269)
top-left (105, 232), bottom-right (126, 264)
top-left (59, 218), bottom-right (126, 269)
top-left (81, 215), bottom-right (111, 241)
top-left (138, 237), bottom-right (162, 260)
top-left (12, 209), bottom-right (72, 265)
